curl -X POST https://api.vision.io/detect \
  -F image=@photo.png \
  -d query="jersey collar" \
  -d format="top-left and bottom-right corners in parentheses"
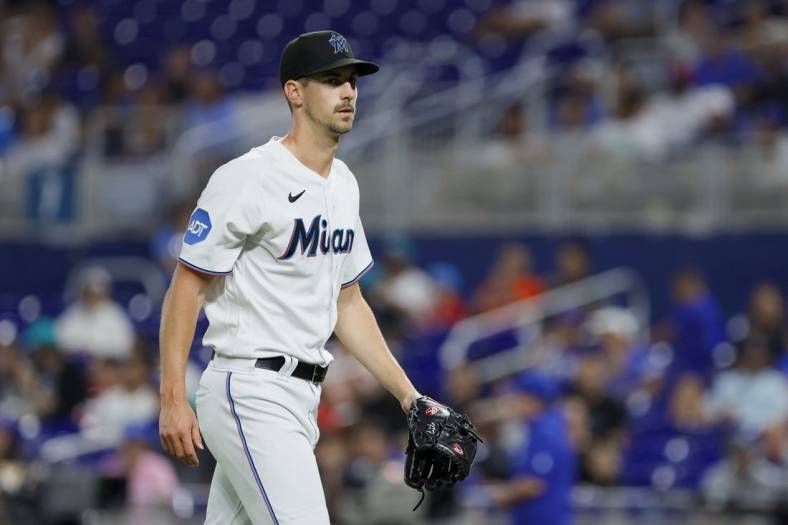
top-left (271, 136), bottom-right (335, 184)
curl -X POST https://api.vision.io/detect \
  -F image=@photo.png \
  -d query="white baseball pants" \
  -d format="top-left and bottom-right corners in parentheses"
top-left (195, 355), bottom-right (330, 524)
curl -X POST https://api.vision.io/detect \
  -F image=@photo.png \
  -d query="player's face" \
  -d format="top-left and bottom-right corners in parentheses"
top-left (302, 66), bottom-right (359, 136)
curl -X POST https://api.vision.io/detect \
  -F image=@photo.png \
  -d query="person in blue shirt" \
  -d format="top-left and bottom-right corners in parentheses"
top-left (486, 372), bottom-right (577, 525)
top-left (669, 267), bottom-right (725, 380)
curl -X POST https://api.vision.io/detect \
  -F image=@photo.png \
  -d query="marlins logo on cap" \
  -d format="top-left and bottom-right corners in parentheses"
top-left (328, 33), bottom-right (349, 54)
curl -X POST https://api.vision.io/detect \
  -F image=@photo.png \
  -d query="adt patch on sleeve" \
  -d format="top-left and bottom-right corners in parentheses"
top-left (184, 208), bottom-right (212, 245)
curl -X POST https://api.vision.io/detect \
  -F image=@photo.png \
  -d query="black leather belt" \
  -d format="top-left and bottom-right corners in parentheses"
top-left (255, 356), bottom-right (328, 384)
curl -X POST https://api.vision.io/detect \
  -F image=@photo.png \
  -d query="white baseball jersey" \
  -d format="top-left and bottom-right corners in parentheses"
top-left (178, 136), bottom-right (373, 366)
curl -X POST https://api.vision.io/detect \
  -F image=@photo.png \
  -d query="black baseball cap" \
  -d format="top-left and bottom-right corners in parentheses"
top-left (279, 30), bottom-right (379, 86)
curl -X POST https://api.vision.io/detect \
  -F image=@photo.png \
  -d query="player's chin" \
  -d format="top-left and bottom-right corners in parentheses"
top-left (329, 119), bottom-right (354, 134)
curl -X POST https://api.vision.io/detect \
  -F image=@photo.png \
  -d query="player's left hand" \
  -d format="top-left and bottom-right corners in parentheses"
top-left (404, 396), bottom-right (481, 508)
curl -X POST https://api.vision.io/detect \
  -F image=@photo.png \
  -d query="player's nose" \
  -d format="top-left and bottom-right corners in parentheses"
top-left (339, 81), bottom-right (355, 99)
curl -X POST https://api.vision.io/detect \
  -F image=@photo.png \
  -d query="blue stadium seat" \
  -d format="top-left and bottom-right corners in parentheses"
top-left (55, 0), bottom-right (513, 101)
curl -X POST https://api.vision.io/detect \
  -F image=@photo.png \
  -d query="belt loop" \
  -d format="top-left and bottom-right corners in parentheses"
top-left (246, 357), bottom-right (257, 371)
top-left (278, 355), bottom-right (298, 377)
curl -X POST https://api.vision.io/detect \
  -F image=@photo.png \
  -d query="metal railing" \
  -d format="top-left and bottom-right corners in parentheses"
top-left (439, 268), bottom-right (650, 383)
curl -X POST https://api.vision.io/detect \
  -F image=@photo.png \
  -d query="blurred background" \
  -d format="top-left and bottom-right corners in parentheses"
top-left (0, 0), bottom-right (787, 524)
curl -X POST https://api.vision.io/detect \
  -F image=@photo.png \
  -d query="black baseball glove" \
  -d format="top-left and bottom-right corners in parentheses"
top-left (405, 396), bottom-right (481, 509)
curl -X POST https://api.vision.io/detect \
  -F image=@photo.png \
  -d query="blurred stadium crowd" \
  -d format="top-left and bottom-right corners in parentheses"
top-left (2, 240), bottom-right (788, 523)
top-left (1, 0), bottom-right (788, 226)
top-left (0, 0), bottom-right (788, 524)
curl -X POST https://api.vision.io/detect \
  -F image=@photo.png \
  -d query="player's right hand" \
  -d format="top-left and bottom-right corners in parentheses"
top-left (159, 399), bottom-right (204, 466)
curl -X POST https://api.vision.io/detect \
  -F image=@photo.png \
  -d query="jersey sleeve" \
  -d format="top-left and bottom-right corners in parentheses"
top-left (340, 215), bottom-right (374, 288)
top-left (178, 164), bottom-right (263, 275)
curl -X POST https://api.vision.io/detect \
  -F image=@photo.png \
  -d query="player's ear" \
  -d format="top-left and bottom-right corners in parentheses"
top-left (284, 79), bottom-right (305, 109)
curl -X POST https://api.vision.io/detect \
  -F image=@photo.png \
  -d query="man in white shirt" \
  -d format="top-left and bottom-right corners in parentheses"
top-left (55, 265), bottom-right (135, 359)
top-left (704, 336), bottom-right (788, 436)
top-left (158, 31), bottom-right (423, 524)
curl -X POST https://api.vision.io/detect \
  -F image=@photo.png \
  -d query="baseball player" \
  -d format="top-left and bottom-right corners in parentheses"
top-left (158, 31), bottom-right (423, 524)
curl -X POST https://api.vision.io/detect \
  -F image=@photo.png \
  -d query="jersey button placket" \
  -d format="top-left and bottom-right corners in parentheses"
top-left (324, 181), bottom-right (335, 332)
top-left (328, 181), bottom-right (341, 283)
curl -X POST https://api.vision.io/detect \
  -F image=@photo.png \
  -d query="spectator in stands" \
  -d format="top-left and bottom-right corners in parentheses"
top-left (561, 395), bottom-right (592, 473)
top-left (80, 348), bottom-right (159, 446)
top-left (0, 103), bottom-right (17, 155)
top-left (320, 340), bottom-right (378, 430)
top-left (99, 70), bottom-right (137, 157)
top-left (0, 418), bottom-right (21, 463)
top-left (55, 265), bottom-right (135, 360)
top-left (737, 0), bottom-right (788, 59)
top-left (662, 0), bottom-right (714, 63)
top-left (59, 4), bottom-right (114, 86)
top-left (99, 75), bottom-right (167, 159)
top-left (0, 340), bottom-right (40, 421)
top-left (538, 312), bottom-right (586, 383)
top-left (472, 0), bottom-right (575, 41)
top-left (586, 307), bottom-right (664, 398)
top-left (549, 65), bottom-right (605, 135)
top-left (181, 68), bottom-right (240, 193)
top-left (151, 201), bottom-right (196, 279)
top-left (0, 3), bottom-right (63, 102)
top-left (0, 418), bottom-right (29, 518)
top-left (100, 69), bottom-right (133, 108)
top-left (478, 103), bottom-right (549, 171)
top-left (747, 282), bottom-right (786, 360)
top-left (593, 63), bottom-right (735, 161)
top-left (119, 425), bottom-right (179, 525)
top-left (596, 66), bottom-right (684, 160)
top-left (314, 432), bottom-right (348, 521)
top-left (666, 267), bottom-right (726, 430)
top-left (701, 434), bottom-right (786, 512)
top-left (703, 334), bottom-right (788, 437)
top-left (344, 421), bottom-right (392, 488)
top-left (370, 239), bottom-right (438, 332)
top-left (751, 110), bottom-right (788, 187)
top-left (24, 318), bottom-right (88, 422)
top-left (761, 419), bottom-right (788, 466)
top-left (582, 0), bottom-right (655, 42)
top-left (161, 45), bottom-right (192, 105)
top-left (1, 90), bottom-right (80, 219)
top-left (423, 262), bottom-right (466, 331)
top-left (551, 241), bottom-right (591, 288)
top-left (88, 352), bottom-right (122, 394)
top-left (21, 317), bottom-right (89, 422)
top-left (183, 69), bottom-right (238, 144)
top-left (693, 27), bottom-right (757, 114)
top-left (666, 267), bottom-right (725, 378)
top-left (669, 370), bottom-right (707, 431)
top-left (482, 372), bottom-right (576, 525)
top-left (444, 361), bottom-right (482, 415)
top-left (750, 32), bottom-right (788, 128)
top-left (554, 91), bottom-right (596, 132)
top-left (324, 342), bottom-right (407, 439)
top-left (339, 419), bottom-right (424, 524)
top-left (591, 67), bottom-right (654, 159)
top-left (19, 319), bottom-right (57, 416)
top-left (124, 81), bottom-right (169, 158)
top-left (472, 242), bottom-right (545, 313)
top-left (441, 361), bottom-right (505, 520)
top-left (359, 381), bottom-right (410, 437)
top-left (567, 354), bottom-right (627, 485)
